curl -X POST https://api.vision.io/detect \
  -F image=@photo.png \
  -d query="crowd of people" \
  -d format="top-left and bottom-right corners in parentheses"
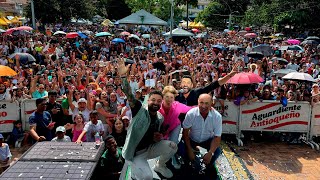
top-left (0, 22), bottom-right (320, 179)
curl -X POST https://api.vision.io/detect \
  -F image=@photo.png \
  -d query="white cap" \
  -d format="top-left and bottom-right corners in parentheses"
top-left (77, 98), bottom-right (87, 104)
top-left (56, 126), bottom-right (65, 133)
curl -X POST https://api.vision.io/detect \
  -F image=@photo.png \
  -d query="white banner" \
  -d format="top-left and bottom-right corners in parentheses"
top-left (0, 101), bottom-right (20, 133)
top-left (21, 99), bottom-right (37, 131)
top-left (310, 103), bottom-right (320, 137)
top-left (240, 101), bottom-right (311, 132)
top-left (214, 100), bottom-right (238, 134)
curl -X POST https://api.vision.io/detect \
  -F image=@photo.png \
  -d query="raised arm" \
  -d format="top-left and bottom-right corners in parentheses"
top-left (217, 62), bottom-right (239, 86)
top-left (117, 58), bottom-right (137, 109)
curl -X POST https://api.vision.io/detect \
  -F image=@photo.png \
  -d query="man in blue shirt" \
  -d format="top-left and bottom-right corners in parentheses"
top-left (29, 98), bottom-right (55, 142)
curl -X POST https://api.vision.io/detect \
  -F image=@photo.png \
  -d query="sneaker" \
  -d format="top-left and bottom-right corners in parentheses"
top-left (154, 164), bottom-right (173, 178)
top-left (172, 156), bottom-right (181, 169)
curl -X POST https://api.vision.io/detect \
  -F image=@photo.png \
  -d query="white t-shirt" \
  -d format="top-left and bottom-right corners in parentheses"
top-left (72, 108), bottom-right (91, 123)
top-left (0, 58), bottom-right (8, 66)
top-left (83, 120), bottom-right (104, 142)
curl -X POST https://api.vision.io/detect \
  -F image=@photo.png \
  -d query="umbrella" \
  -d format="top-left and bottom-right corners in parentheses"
top-left (273, 69), bottom-right (296, 77)
top-left (129, 34), bottom-right (141, 40)
top-left (0, 65), bottom-right (17, 76)
top-left (244, 33), bottom-right (257, 38)
top-left (245, 27), bottom-right (252, 31)
top-left (306, 36), bottom-right (320, 41)
top-left (252, 44), bottom-right (273, 56)
top-left (134, 46), bottom-right (147, 50)
top-left (77, 32), bottom-right (88, 39)
top-left (16, 26), bottom-right (33, 31)
top-left (53, 31), bottom-right (66, 36)
top-left (191, 28), bottom-right (200, 33)
top-left (247, 52), bottom-right (264, 59)
top-left (142, 34), bottom-right (150, 39)
top-left (238, 30), bottom-right (248, 35)
top-left (95, 32), bottom-right (111, 37)
top-left (152, 62), bottom-right (166, 72)
top-left (271, 57), bottom-right (288, 64)
top-left (6, 28), bottom-right (17, 34)
top-left (212, 44), bottom-right (227, 51)
top-left (287, 45), bottom-right (303, 51)
top-left (196, 32), bottom-right (209, 38)
top-left (274, 33), bottom-right (284, 37)
top-left (83, 30), bottom-right (93, 35)
top-left (282, 72), bottom-right (315, 82)
top-left (12, 30), bottom-right (31, 36)
top-left (169, 70), bottom-right (189, 79)
top-left (227, 72), bottom-right (264, 84)
top-left (120, 31), bottom-right (130, 36)
top-left (287, 39), bottom-right (300, 45)
top-left (227, 45), bottom-right (241, 51)
top-left (8, 53), bottom-right (36, 65)
top-left (66, 32), bottom-right (79, 39)
top-left (0, 28), bottom-right (5, 33)
top-left (112, 38), bottom-right (125, 43)
top-left (301, 40), bottom-right (319, 45)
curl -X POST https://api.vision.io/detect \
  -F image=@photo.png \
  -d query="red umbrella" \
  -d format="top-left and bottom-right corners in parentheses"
top-left (120, 31), bottom-right (131, 36)
top-left (66, 32), bottom-right (79, 39)
top-left (16, 26), bottom-right (33, 31)
top-left (227, 72), bottom-right (264, 84)
top-left (245, 27), bottom-right (252, 31)
top-left (191, 28), bottom-right (200, 33)
top-left (244, 33), bottom-right (257, 38)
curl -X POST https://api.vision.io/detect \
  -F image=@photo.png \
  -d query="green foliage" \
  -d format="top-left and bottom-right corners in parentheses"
top-left (125, 0), bottom-right (183, 22)
top-left (25, 0), bottom-right (95, 23)
top-left (195, 1), bottom-right (226, 29)
top-left (96, 0), bottom-right (132, 20)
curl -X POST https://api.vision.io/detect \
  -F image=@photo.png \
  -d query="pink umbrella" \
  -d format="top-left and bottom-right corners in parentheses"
top-left (16, 26), bottom-right (33, 31)
top-left (227, 72), bottom-right (264, 84)
top-left (244, 33), bottom-right (257, 38)
top-left (6, 28), bottom-right (17, 34)
top-left (191, 28), bottom-right (200, 33)
top-left (287, 39), bottom-right (301, 45)
top-left (120, 31), bottom-right (131, 36)
top-left (66, 32), bottom-right (79, 39)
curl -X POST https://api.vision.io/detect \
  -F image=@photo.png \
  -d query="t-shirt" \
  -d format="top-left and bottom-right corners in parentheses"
top-left (0, 143), bottom-right (11, 168)
top-left (83, 120), bottom-right (104, 142)
top-left (32, 90), bottom-right (48, 98)
top-left (29, 111), bottom-right (53, 141)
top-left (99, 148), bottom-right (124, 175)
top-left (51, 135), bottom-right (71, 142)
top-left (72, 108), bottom-right (91, 123)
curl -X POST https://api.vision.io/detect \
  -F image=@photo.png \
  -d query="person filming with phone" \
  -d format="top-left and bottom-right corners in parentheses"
top-left (29, 98), bottom-right (55, 142)
top-left (46, 90), bottom-right (65, 133)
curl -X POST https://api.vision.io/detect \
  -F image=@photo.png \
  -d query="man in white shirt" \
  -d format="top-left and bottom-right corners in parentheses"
top-left (182, 93), bottom-right (222, 173)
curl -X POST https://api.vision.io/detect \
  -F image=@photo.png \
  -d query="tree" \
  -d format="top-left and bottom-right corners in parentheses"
top-left (96, 0), bottom-right (132, 20)
top-left (195, 1), bottom-right (226, 29)
top-left (25, 0), bottom-right (95, 24)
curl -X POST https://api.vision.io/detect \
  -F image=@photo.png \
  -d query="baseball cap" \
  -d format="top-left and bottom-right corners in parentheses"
top-left (56, 126), bottom-right (66, 133)
top-left (122, 116), bottom-right (130, 120)
top-left (77, 98), bottom-right (87, 104)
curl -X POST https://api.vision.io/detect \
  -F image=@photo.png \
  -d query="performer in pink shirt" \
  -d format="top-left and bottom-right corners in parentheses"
top-left (159, 86), bottom-right (193, 169)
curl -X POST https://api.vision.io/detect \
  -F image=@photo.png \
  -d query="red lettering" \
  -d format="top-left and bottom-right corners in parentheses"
top-left (0, 112), bottom-right (7, 117)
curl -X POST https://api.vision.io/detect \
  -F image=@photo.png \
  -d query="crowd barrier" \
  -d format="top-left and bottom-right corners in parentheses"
top-left (2, 99), bottom-right (320, 149)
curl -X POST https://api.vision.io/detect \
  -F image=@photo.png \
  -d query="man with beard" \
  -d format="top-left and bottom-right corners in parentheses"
top-left (176, 62), bottom-right (240, 106)
top-left (182, 94), bottom-right (222, 176)
top-left (118, 59), bottom-right (177, 180)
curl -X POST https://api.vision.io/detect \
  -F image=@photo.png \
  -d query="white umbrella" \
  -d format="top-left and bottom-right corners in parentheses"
top-left (282, 72), bottom-right (315, 82)
top-left (129, 34), bottom-right (141, 40)
top-left (53, 31), bottom-right (66, 36)
top-left (273, 69), bottom-right (296, 77)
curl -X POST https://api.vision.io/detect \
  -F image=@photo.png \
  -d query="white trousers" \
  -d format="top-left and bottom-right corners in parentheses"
top-left (124, 140), bottom-right (177, 180)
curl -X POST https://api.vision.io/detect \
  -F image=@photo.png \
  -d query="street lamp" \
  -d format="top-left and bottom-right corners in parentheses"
top-left (31, 0), bottom-right (36, 29)
top-left (170, 0), bottom-right (174, 38)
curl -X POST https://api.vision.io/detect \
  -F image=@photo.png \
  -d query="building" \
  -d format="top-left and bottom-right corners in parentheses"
top-left (181, 0), bottom-right (210, 19)
top-left (0, 0), bottom-right (28, 16)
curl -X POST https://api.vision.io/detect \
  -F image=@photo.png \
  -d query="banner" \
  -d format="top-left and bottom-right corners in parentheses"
top-left (240, 101), bottom-right (311, 132)
top-left (21, 99), bottom-right (37, 131)
top-left (214, 100), bottom-right (238, 134)
top-left (0, 101), bottom-right (20, 133)
top-left (310, 103), bottom-right (320, 137)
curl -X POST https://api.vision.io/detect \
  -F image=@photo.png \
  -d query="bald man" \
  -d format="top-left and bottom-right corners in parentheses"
top-left (182, 94), bottom-right (222, 173)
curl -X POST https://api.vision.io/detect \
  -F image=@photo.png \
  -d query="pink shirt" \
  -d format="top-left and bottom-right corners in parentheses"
top-left (159, 101), bottom-right (193, 138)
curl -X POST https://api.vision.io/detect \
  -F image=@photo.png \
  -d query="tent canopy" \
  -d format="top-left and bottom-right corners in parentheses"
top-left (118, 9), bottom-right (167, 26)
top-left (163, 28), bottom-right (194, 37)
